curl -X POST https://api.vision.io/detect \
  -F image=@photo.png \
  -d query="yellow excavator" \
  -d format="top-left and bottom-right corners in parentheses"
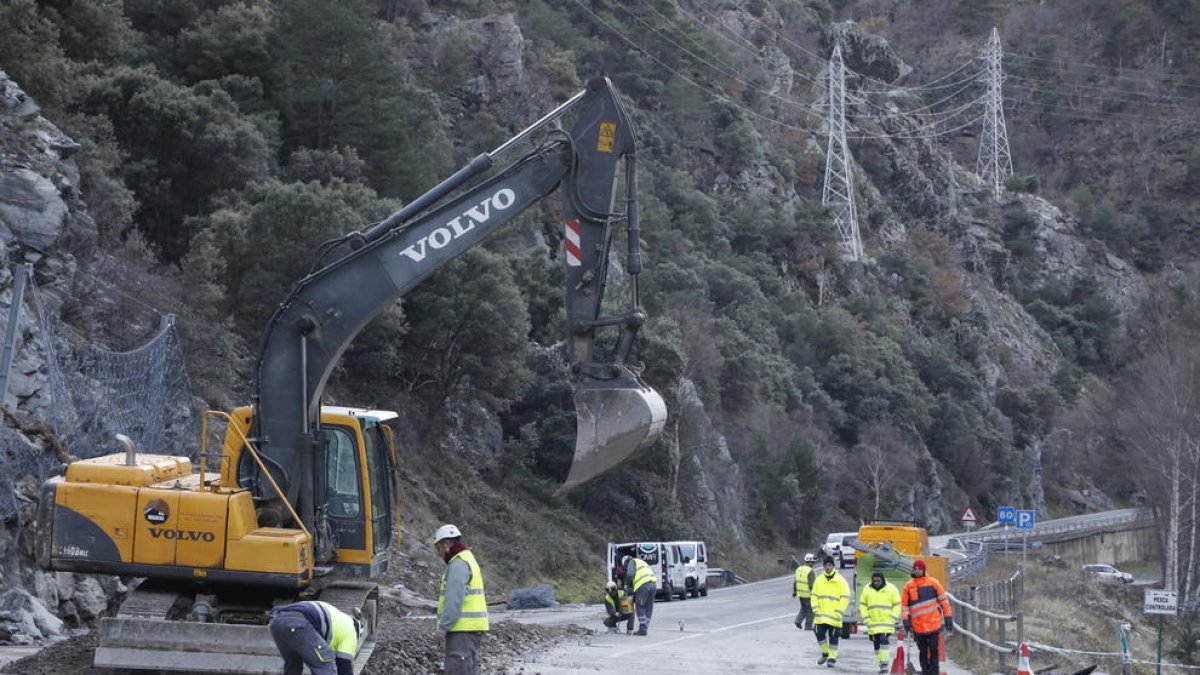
top-left (34, 77), bottom-right (667, 673)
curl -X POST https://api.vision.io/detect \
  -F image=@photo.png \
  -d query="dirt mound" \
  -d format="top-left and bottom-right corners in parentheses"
top-left (1, 632), bottom-right (100, 675)
top-left (365, 619), bottom-right (589, 674)
top-left (0, 617), bottom-right (589, 675)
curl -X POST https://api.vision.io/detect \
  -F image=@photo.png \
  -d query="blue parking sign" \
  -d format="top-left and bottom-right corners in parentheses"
top-left (1016, 509), bottom-right (1036, 529)
top-left (997, 506), bottom-right (1016, 524)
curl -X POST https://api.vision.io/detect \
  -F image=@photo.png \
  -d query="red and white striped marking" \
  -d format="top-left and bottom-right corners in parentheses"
top-left (565, 219), bottom-right (582, 267)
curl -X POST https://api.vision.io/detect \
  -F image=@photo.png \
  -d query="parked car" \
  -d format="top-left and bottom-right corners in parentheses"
top-left (1083, 563), bottom-right (1133, 583)
top-left (667, 541), bottom-right (708, 598)
top-left (821, 532), bottom-right (858, 568)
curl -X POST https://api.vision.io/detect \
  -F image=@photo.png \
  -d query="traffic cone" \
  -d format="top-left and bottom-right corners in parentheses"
top-left (1015, 642), bottom-right (1034, 675)
top-left (890, 645), bottom-right (906, 675)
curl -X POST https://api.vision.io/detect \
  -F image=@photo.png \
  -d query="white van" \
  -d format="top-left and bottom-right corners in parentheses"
top-left (822, 532), bottom-right (857, 568)
top-left (607, 542), bottom-right (689, 601)
top-left (666, 540), bottom-right (708, 597)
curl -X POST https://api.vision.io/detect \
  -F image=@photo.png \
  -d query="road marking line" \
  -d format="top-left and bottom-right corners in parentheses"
top-left (603, 613), bottom-right (794, 658)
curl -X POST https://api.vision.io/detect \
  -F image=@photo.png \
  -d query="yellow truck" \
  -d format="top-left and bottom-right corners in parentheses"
top-left (841, 523), bottom-right (949, 637)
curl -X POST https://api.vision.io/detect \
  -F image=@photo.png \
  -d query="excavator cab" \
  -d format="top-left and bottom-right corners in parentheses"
top-left (226, 406), bottom-right (399, 576)
top-left (316, 407), bottom-right (400, 576)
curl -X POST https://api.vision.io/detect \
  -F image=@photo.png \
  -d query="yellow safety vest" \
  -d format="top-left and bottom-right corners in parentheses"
top-left (629, 558), bottom-right (656, 592)
top-left (605, 589), bottom-right (633, 614)
top-left (811, 571), bottom-right (851, 628)
top-left (858, 582), bottom-right (901, 635)
top-left (438, 549), bottom-right (490, 632)
top-left (794, 564), bottom-right (813, 598)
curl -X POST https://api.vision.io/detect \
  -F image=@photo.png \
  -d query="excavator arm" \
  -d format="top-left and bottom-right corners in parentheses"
top-left (247, 77), bottom-right (666, 541)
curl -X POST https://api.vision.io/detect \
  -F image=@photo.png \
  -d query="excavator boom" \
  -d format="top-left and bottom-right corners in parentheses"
top-left (36, 76), bottom-right (665, 675)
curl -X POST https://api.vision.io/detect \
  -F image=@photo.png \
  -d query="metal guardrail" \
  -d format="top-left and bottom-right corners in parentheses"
top-left (954, 508), bottom-right (1151, 543)
top-left (707, 568), bottom-right (746, 584)
top-left (940, 508), bottom-right (1151, 582)
top-left (947, 547), bottom-right (989, 581)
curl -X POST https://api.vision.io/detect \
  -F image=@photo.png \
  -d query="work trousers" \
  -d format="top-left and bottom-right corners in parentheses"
top-left (268, 611), bottom-right (337, 675)
top-left (794, 597), bottom-right (813, 630)
top-left (604, 611), bottom-right (635, 631)
top-left (870, 632), bottom-right (892, 665)
top-left (634, 583), bottom-right (656, 632)
top-left (444, 631), bottom-right (484, 675)
top-left (814, 623), bottom-right (841, 657)
top-left (915, 631), bottom-right (941, 675)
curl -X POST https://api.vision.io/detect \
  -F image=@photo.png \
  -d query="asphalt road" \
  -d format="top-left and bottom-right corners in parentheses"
top-left (503, 573), bottom-right (971, 675)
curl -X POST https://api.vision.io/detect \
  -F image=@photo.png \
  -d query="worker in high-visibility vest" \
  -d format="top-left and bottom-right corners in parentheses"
top-left (434, 524), bottom-right (490, 675)
top-left (603, 580), bottom-right (635, 633)
top-left (858, 571), bottom-right (902, 673)
top-left (901, 559), bottom-right (953, 675)
top-left (811, 556), bottom-right (851, 668)
top-left (620, 555), bottom-right (658, 636)
top-left (793, 553), bottom-right (817, 630)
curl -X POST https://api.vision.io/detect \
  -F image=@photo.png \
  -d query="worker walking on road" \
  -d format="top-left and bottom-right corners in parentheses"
top-left (793, 553), bottom-right (817, 630)
top-left (619, 554), bottom-right (657, 636)
top-left (603, 580), bottom-right (635, 633)
top-left (268, 600), bottom-right (363, 675)
top-left (811, 555), bottom-right (851, 668)
top-left (901, 559), bottom-right (953, 675)
top-left (859, 571), bottom-right (902, 673)
top-left (433, 524), bottom-right (490, 675)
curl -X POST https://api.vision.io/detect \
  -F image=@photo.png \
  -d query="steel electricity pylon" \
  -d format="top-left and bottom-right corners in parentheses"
top-left (976, 27), bottom-right (1013, 200)
top-left (822, 44), bottom-right (864, 261)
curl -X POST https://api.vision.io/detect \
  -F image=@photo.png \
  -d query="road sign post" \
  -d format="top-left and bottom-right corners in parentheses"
top-left (1145, 589), bottom-right (1177, 675)
top-left (960, 506), bottom-right (977, 531)
top-left (1015, 510), bottom-right (1035, 570)
top-left (998, 506), bottom-right (1015, 548)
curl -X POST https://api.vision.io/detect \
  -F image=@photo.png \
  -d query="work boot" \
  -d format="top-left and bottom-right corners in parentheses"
top-left (635, 627), bottom-right (647, 636)
top-left (817, 655), bottom-right (828, 666)
top-left (826, 658), bottom-right (837, 668)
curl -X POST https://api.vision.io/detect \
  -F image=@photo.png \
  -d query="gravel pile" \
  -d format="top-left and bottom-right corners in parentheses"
top-left (1, 600), bottom-right (590, 675)
top-left (365, 619), bottom-right (589, 674)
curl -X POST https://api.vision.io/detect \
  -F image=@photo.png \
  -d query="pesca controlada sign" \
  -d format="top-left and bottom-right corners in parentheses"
top-left (1144, 589), bottom-right (1177, 615)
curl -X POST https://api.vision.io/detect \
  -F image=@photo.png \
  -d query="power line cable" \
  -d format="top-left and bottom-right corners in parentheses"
top-left (1003, 72), bottom-right (1197, 113)
top-left (615, 0), bottom-right (821, 117)
top-left (1004, 94), bottom-right (1197, 126)
top-left (1003, 51), bottom-right (1200, 88)
top-left (565, 0), bottom-right (814, 133)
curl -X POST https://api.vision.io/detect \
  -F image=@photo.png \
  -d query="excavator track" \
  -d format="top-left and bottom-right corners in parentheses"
top-left (94, 580), bottom-right (378, 674)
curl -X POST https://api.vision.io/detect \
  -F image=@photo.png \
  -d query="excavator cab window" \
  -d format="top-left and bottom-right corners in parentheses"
top-left (324, 427), bottom-right (362, 518)
top-left (362, 424), bottom-right (394, 554)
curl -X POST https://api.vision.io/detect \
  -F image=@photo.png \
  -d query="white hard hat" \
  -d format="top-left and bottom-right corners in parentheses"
top-left (432, 524), bottom-right (462, 544)
top-left (804, 553), bottom-right (816, 563)
top-left (605, 581), bottom-right (616, 591)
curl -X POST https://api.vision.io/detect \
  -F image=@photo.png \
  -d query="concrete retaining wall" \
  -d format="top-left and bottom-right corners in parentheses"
top-left (1042, 526), bottom-right (1157, 567)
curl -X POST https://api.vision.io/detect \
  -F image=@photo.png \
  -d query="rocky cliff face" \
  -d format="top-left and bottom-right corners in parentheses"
top-left (0, 70), bottom-right (129, 645)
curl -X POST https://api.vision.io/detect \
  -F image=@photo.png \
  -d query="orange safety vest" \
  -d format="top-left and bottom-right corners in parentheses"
top-left (901, 575), bottom-right (952, 635)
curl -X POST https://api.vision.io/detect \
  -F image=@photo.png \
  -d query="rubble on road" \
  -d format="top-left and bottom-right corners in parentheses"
top-left (0, 595), bottom-right (591, 675)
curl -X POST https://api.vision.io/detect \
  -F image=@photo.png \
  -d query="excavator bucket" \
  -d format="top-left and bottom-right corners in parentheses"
top-left (559, 378), bottom-right (667, 495)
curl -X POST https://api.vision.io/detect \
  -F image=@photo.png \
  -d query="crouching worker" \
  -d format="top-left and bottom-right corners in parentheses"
top-left (268, 600), bottom-right (363, 675)
top-left (603, 580), bottom-right (635, 634)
